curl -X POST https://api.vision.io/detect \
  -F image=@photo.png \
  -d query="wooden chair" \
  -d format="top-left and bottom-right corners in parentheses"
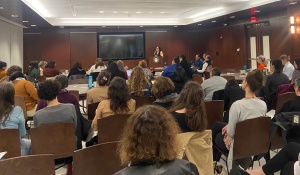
top-left (14, 96), bottom-right (28, 119)
top-left (69, 78), bottom-right (88, 85)
top-left (203, 71), bottom-right (210, 79)
top-left (275, 92), bottom-right (296, 113)
top-left (132, 96), bottom-right (155, 109)
top-left (204, 100), bottom-right (224, 129)
top-left (30, 123), bottom-right (76, 159)
top-left (0, 129), bottom-right (21, 159)
top-left (270, 125), bottom-right (285, 150)
top-left (192, 74), bottom-right (203, 84)
top-left (73, 142), bottom-right (125, 175)
top-left (97, 114), bottom-right (131, 144)
top-left (69, 90), bottom-right (80, 102)
top-left (87, 102), bottom-right (100, 120)
top-left (35, 75), bottom-right (46, 82)
top-left (221, 75), bottom-right (235, 81)
top-left (0, 154), bottom-right (55, 175)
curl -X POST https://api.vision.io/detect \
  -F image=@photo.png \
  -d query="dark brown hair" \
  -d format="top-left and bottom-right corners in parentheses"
top-left (7, 65), bottom-right (22, 76)
top-left (245, 69), bottom-right (263, 93)
top-left (96, 70), bottom-right (110, 86)
top-left (72, 62), bottom-right (83, 69)
top-left (108, 77), bottom-right (131, 113)
top-left (151, 76), bottom-right (175, 99)
top-left (95, 59), bottom-right (104, 69)
top-left (0, 83), bottom-right (15, 125)
top-left (118, 105), bottom-right (179, 165)
top-left (170, 81), bottom-right (207, 132)
top-left (45, 60), bottom-right (56, 68)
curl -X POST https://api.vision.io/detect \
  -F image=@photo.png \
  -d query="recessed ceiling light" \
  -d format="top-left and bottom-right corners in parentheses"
top-left (136, 11), bottom-right (141, 14)
top-left (224, 23), bottom-right (228, 26)
top-left (125, 12), bottom-right (129, 13)
top-left (289, 2), bottom-right (297, 5)
top-left (198, 24), bottom-right (202, 26)
top-left (11, 15), bottom-right (18, 18)
top-left (160, 12), bottom-right (165, 14)
top-left (98, 11), bottom-right (104, 13)
top-left (174, 26), bottom-right (177, 27)
top-left (31, 25), bottom-right (36, 27)
top-left (113, 11), bottom-right (117, 13)
top-left (23, 21), bottom-right (29, 23)
top-left (148, 12), bottom-right (152, 14)
top-left (0, 7), bottom-right (4, 10)
top-left (230, 16), bottom-right (235, 19)
top-left (212, 20), bottom-right (216, 23)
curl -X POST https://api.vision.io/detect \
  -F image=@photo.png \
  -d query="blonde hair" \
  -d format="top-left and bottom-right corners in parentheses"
top-left (128, 66), bottom-right (149, 97)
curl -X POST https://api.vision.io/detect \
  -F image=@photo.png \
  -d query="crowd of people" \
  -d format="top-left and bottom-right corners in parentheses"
top-left (0, 51), bottom-right (300, 175)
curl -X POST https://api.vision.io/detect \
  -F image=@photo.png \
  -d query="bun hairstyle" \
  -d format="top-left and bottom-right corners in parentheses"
top-left (97, 70), bottom-right (110, 86)
top-left (245, 70), bottom-right (263, 93)
top-left (257, 55), bottom-right (266, 63)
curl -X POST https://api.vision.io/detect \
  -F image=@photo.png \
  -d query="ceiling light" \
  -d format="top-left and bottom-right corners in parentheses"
top-left (198, 24), bottom-right (202, 25)
top-left (31, 25), bottom-right (36, 27)
top-left (224, 23), bottom-right (228, 26)
top-left (148, 12), bottom-right (152, 14)
top-left (212, 20), bottom-right (216, 23)
top-left (190, 7), bottom-right (223, 18)
top-left (289, 2), bottom-right (297, 5)
top-left (136, 12), bottom-right (141, 14)
top-left (230, 16), bottom-right (235, 19)
top-left (160, 12), bottom-right (165, 14)
top-left (98, 11), bottom-right (104, 13)
top-left (23, 21), bottom-right (29, 23)
top-left (125, 12), bottom-right (129, 13)
top-left (22, 0), bottom-right (51, 17)
top-left (11, 15), bottom-right (19, 18)
top-left (113, 11), bottom-right (117, 13)
top-left (0, 7), bottom-right (4, 10)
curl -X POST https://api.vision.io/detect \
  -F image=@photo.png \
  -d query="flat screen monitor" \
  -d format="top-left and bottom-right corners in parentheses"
top-left (98, 33), bottom-right (145, 60)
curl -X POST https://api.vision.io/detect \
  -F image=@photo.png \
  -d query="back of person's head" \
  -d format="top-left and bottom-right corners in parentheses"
top-left (72, 62), bottom-right (82, 69)
top-left (119, 105), bottom-right (179, 165)
top-left (95, 59), bottom-right (104, 69)
top-left (55, 75), bottom-right (69, 90)
top-left (6, 66), bottom-right (22, 76)
top-left (173, 56), bottom-right (180, 65)
top-left (97, 70), bottom-right (110, 86)
top-left (37, 80), bottom-right (60, 101)
top-left (294, 57), bottom-right (300, 70)
top-left (272, 59), bottom-right (283, 72)
top-left (138, 60), bottom-right (147, 68)
top-left (170, 81), bottom-right (207, 132)
top-left (245, 70), bottom-right (263, 93)
top-left (0, 82), bottom-right (15, 125)
top-left (108, 77), bottom-right (130, 113)
top-left (96, 58), bottom-right (102, 63)
top-left (9, 71), bottom-right (25, 81)
top-left (108, 59), bottom-right (114, 66)
top-left (30, 61), bottom-right (39, 69)
top-left (212, 67), bottom-right (221, 76)
top-left (225, 79), bottom-right (239, 89)
top-left (257, 55), bottom-right (266, 63)
top-left (46, 60), bottom-right (56, 68)
top-left (38, 61), bottom-right (47, 68)
top-left (152, 76), bottom-right (175, 99)
top-left (206, 55), bottom-right (212, 65)
top-left (295, 78), bottom-right (300, 94)
top-left (179, 54), bottom-right (186, 61)
top-left (117, 60), bottom-right (125, 72)
top-left (0, 61), bottom-right (7, 69)
top-left (280, 54), bottom-right (288, 62)
top-left (171, 67), bottom-right (186, 83)
top-left (128, 66), bottom-right (148, 97)
top-left (107, 62), bottom-right (119, 73)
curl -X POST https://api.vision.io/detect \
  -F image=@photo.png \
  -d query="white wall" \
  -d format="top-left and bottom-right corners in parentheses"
top-left (0, 19), bottom-right (23, 69)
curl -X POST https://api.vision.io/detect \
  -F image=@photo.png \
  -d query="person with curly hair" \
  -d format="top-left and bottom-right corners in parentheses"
top-left (68, 62), bottom-right (86, 79)
top-left (138, 60), bottom-right (153, 80)
top-left (0, 65), bottom-right (22, 84)
top-left (115, 105), bottom-right (199, 175)
top-left (92, 77), bottom-right (136, 131)
top-left (127, 66), bottom-right (151, 97)
top-left (170, 81), bottom-right (207, 133)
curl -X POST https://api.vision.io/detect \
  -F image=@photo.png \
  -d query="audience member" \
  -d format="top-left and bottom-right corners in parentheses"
top-left (138, 60), bottom-right (153, 80)
top-left (87, 58), bottom-right (106, 75)
top-left (128, 66), bottom-right (151, 97)
top-left (170, 81), bottom-right (207, 133)
top-left (107, 62), bottom-right (126, 81)
top-left (280, 54), bottom-right (295, 80)
top-left (28, 61), bottom-right (40, 82)
top-left (38, 61), bottom-right (47, 76)
top-left (107, 59), bottom-right (114, 66)
top-left (43, 60), bottom-right (60, 77)
top-left (0, 82), bottom-right (31, 156)
top-left (292, 57), bottom-right (300, 84)
top-left (92, 77), bottom-right (136, 131)
top-left (212, 70), bottom-right (267, 175)
top-left (115, 105), bottom-right (199, 175)
top-left (263, 59), bottom-right (289, 110)
top-left (197, 55), bottom-right (212, 74)
top-left (171, 67), bottom-right (187, 94)
top-left (0, 61), bottom-right (7, 79)
top-left (152, 76), bottom-right (178, 109)
top-left (237, 142), bottom-right (300, 175)
top-left (162, 56), bottom-right (180, 78)
top-left (117, 60), bottom-right (128, 78)
top-left (68, 62), bottom-right (86, 79)
top-left (179, 54), bottom-right (192, 79)
top-left (192, 53), bottom-right (203, 70)
top-left (202, 67), bottom-right (227, 101)
top-left (10, 71), bottom-right (39, 116)
top-left (86, 70), bottom-right (110, 106)
top-left (257, 55), bottom-right (266, 71)
top-left (0, 65), bottom-right (22, 84)
top-left (277, 77), bottom-right (300, 113)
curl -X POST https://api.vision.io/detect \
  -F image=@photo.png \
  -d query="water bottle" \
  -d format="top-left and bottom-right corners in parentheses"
top-left (88, 76), bottom-right (93, 89)
top-left (243, 65), bottom-right (247, 71)
top-left (164, 62), bottom-right (167, 70)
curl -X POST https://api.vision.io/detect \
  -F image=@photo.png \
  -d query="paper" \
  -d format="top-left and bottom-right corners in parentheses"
top-left (0, 151), bottom-right (7, 159)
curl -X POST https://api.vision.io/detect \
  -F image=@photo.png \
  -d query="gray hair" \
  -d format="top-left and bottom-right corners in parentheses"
top-left (38, 61), bottom-right (47, 67)
top-left (257, 55), bottom-right (266, 62)
top-left (117, 60), bottom-right (125, 72)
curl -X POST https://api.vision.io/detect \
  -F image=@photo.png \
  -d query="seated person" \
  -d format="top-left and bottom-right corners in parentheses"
top-left (192, 53), bottom-right (203, 70)
top-left (128, 66), bottom-right (151, 97)
top-left (277, 77), bottom-right (300, 113)
top-left (38, 61), bottom-right (47, 76)
top-left (92, 77), bottom-right (136, 131)
top-left (152, 76), bottom-right (178, 109)
top-left (202, 67), bottom-right (227, 101)
top-left (87, 58), bottom-right (106, 75)
top-left (115, 105), bottom-right (199, 175)
top-left (256, 55), bottom-right (266, 71)
top-left (212, 70), bottom-right (267, 175)
top-left (10, 71), bottom-right (39, 116)
top-left (138, 60), bottom-right (153, 81)
top-left (107, 62), bottom-right (126, 81)
top-left (43, 60), bottom-right (60, 77)
top-left (86, 70), bottom-right (110, 106)
top-left (171, 67), bottom-right (187, 94)
top-left (292, 57), bottom-right (300, 84)
top-left (27, 61), bottom-right (40, 82)
top-left (0, 65), bottom-right (22, 84)
top-left (0, 61), bottom-right (7, 79)
top-left (238, 142), bottom-right (300, 175)
top-left (170, 81), bottom-right (207, 133)
top-left (179, 54), bottom-right (192, 79)
top-left (68, 62), bottom-right (86, 79)
top-left (0, 82), bottom-right (31, 156)
top-left (280, 54), bottom-right (295, 81)
top-left (162, 57), bottom-right (180, 78)
top-left (197, 55), bottom-right (212, 74)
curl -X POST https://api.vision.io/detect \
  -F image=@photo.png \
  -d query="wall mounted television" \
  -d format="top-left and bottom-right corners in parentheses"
top-left (97, 32), bottom-right (145, 60)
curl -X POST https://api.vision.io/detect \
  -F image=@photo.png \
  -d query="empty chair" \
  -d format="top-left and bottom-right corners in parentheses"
top-left (73, 142), bottom-right (125, 175)
top-left (221, 75), bottom-right (235, 81)
top-left (87, 102), bottom-right (100, 120)
top-left (275, 92), bottom-right (296, 113)
top-left (97, 114), bottom-right (131, 144)
top-left (132, 96), bottom-right (155, 109)
top-left (0, 129), bottom-right (21, 159)
top-left (204, 100), bottom-right (224, 129)
top-left (192, 74), bottom-right (203, 84)
top-left (0, 154), bottom-right (55, 175)
top-left (69, 78), bottom-right (88, 85)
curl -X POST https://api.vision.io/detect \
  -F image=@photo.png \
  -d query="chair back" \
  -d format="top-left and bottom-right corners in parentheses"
top-left (0, 154), bottom-right (55, 175)
top-left (132, 96), bottom-right (155, 109)
top-left (90, 72), bottom-right (100, 82)
top-left (275, 92), bottom-right (296, 113)
top-left (69, 90), bottom-right (79, 102)
top-left (87, 102), bottom-right (100, 120)
top-left (73, 142), bottom-right (125, 175)
top-left (221, 75), bottom-right (235, 81)
top-left (203, 72), bottom-right (210, 79)
top-left (204, 100), bottom-right (224, 129)
top-left (69, 78), bottom-right (88, 85)
top-left (0, 129), bottom-right (21, 159)
top-left (233, 117), bottom-right (271, 160)
top-left (192, 74), bottom-right (203, 84)
top-left (270, 126), bottom-right (285, 150)
top-left (30, 123), bottom-right (76, 159)
top-left (35, 76), bottom-right (46, 82)
top-left (212, 89), bottom-right (224, 101)
top-left (97, 114), bottom-right (131, 144)
top-left (14, 95), bottom-right (28, 119)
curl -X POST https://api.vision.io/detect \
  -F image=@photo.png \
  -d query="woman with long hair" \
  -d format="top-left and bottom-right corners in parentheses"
top-left (107, 62), bottom-right (126, 82)
top-left (170, 81), bottom-right (207, 133)
top-left (292, 57), bottom-right (300, 84)
top-left (154, 46), bottom-right (164, 58)
top-left (117, 60), bottom-right (128, 78)
top-left (0, 82), bottom-right (31, 155)
top-left (115, 105), bottom-right (199, 175)
top-left (68, 62), bottom-right (86, 78)
top-left (87, 58), bottom-right (106, 75)
top-left (178, 54), bottom-right (192, 79)
top-left (127, 66), bottom-right (151, 97)
top-left (197, 55), bottom-right (212, 74)
top-left (91, 77), bottom-right (136, 130)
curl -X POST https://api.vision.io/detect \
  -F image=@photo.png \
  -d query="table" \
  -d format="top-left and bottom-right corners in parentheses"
top-left (221, 73), bottom-right (246, 82)
top-left (66, 84), bottom-right (90, 114)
